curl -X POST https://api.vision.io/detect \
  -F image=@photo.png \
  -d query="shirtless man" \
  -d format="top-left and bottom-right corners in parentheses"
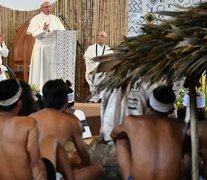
top-left (30, 79), bottom-right (102, 180)
top-left (111, 85), bottom-right (188, 180)
top-left (0, 79), bottom-right (46, 180)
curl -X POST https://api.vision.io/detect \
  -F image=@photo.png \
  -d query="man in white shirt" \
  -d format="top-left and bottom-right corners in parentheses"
top-left (27, 0), bottom-right (65, 92)
top-left (84, 31), bottom-right (113, 102)
top-left (0, 33), bottom-right (9, 81)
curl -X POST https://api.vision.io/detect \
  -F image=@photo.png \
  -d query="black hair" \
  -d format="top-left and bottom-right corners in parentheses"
top-left (0, 79), bottom-right (20, 111)
top-left (153, 85), bottom-right (176, 104)
top-left (18, 80), bottom-right (40, 116)
top-left (43, 79), bottom-right (68, 109)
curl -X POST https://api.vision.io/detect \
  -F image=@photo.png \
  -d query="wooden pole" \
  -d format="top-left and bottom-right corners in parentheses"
top-left (189, 77), bottom-right (199, 180)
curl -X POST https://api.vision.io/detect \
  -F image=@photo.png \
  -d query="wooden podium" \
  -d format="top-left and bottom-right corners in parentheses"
top-left (13, 22), bottom-right (77, 88)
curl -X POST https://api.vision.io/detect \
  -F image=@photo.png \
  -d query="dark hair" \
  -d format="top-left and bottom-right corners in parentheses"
top-left (18, 80), bottom-right (39, 116)
top-left (35, 92), bottom-right (44, 109)
top-left (0, 79), bottom-right (21, 111)
top-left (153, 85), bottom-right (176, 104)
top-left (43, 79), bottom-right (68, 109)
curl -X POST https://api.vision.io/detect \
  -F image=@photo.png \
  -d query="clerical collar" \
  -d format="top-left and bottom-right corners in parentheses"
top-left (96, 44), bottom-right (106, 57)
top-left (41, 12), bottom-right (51, 23)
top-left (41, 12), bottom-right (50, 17)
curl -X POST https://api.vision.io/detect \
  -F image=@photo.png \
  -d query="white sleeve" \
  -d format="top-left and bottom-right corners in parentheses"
top-left (27, 17), bottom-right (47, 39)
top-left (0, 41), bottom-right (9, 58)
top-left (83, 47), bottom-right (93, 85)
top-left (56, 17), bottom-right (65, 30)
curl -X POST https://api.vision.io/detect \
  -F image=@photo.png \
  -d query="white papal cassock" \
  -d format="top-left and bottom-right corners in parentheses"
top-left (27, 12), bottom-right (65, 91)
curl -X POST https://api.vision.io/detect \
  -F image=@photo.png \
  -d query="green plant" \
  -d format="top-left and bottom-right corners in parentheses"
top-left (30, 84), bottom-right (40, 94)
top-left (175, 89), bottom-right (185, 109)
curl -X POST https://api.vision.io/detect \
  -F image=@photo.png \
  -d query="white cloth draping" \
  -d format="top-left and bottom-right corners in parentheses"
top-left (0, 41), bottom-right (9, 65)
top-left (0, 41), bottom-right (9, 81)
top-left (83, 43), bottom-right (113, 102)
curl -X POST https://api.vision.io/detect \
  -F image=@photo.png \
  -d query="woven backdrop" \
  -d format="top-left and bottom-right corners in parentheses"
top-left (0, 0), bottom-right (128, 100)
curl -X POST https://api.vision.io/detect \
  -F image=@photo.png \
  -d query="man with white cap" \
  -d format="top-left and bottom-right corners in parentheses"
top-left (111, 85), bottom-right (188, 180)
top-left (27, 0), bottom-right (65, 92)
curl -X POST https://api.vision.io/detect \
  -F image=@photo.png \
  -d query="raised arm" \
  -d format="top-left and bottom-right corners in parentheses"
top-left (27, 17), bottom-right (48, 40)
top-left (110, 124), bottom-right (128, 142)
top-left (71, 116), bottom-right (91, 167)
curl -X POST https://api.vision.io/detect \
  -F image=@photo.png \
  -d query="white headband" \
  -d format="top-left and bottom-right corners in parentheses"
top-left (0, 87), bottom-right (22, 106)
top-left (149, 93), bottom-right (174, 113)
top-left (183, 93), bottom-right (205, 108)
top-left (68, 92), bottom-right (74, 103)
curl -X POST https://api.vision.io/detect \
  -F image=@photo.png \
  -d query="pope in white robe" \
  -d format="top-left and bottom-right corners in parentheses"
top-left (27, 0), bottom-right (65, 92)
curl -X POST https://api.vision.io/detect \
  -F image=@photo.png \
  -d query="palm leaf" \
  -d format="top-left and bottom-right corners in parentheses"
top-left (93, 2), bottom-right (207, 92)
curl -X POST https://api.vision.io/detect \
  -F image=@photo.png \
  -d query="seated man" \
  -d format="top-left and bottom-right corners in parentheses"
top-left (30, 79), bottom-right (102, 180)
top-left (111, 85), bottom-right (188, 180)
top-left (0, 79), bottom-right (46, 179)
top-left (65, 80), bottom-right (92, 139)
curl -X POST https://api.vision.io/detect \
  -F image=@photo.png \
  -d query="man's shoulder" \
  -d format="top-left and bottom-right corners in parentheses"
top-left (49, 14), bottom-right (58, 21)
top-left (15, 116), bottom-right (36, 125)
top-left (31, 13), bottom-right (42, 20)
top-left (87, 43), bottom-right (96, 49)
top-left (4, 116), bottom-right (37, 131)
top-left (50, 14), bottom-right (59, 18)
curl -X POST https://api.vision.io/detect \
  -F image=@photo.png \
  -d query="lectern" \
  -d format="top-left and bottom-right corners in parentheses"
top-left (56, 30), bottom-right (77, 89)
top-left (13, 24), bottom-right (77, 89)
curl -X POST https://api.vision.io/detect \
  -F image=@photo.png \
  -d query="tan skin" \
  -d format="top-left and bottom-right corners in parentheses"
top-left (0, 101), bottom-right (46, 180)
top-left (111, 115), bottom-right (187, 180)
top-left (30, 107), bottom-right (102, 180)
top-left (31, 108), bottom-right (90, 164)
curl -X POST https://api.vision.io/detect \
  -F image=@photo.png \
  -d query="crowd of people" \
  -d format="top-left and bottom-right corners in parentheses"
top-left (1, 75), bottom-right (207, 179)
top-left (0, 77), bottom-right (103, 180)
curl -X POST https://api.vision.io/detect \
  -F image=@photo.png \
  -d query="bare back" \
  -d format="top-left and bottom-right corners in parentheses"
top-left (30, 108), bottom-right (90, 165)
top-left (122, 115), bottom-right (186, 180)
top-left (0, 116), bottom-right (45, 180)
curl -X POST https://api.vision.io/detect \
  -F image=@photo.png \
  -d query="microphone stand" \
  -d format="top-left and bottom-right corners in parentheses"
top-left (59, 15), bottom-right (83, 51)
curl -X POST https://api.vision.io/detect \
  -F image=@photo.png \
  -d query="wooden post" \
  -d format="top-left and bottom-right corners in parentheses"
top-left (189, 78), bottom-right (199, 180)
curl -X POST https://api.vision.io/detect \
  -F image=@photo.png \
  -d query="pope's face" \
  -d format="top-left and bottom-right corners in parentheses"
top-left (41, 2), bottom-right (51, 15)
